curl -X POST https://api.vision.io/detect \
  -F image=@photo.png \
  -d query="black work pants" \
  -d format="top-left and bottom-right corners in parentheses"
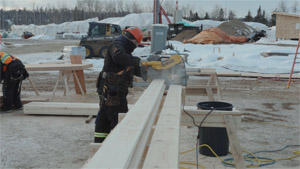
top-left (2, 73), bottom-right (22, 111)
top-left (94, 92), bottom-right (128, 143)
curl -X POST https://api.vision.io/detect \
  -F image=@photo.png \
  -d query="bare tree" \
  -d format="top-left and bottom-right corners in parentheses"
top-left (94, 0), bottom-right (103, 13)
top-left (162, 0), bottom-right (175, 15)
top-left (124, 1), bottom-right (131, 13)
top-left (131, 1), bottom-right (142, 13)
top-left (228, 10), bottom-right (236, 20)
top-left (211, 4), bottom-right (221, 19)
top-left (76, 0), bottom-right (85, 11)
top-left (278, 0), bottom-right (288, 12)
top-left (31, 0), bottom-right (36, 11)
top-left (181, 3), bottom-right (192, 18)
top-left (143, 5), bottom-right (153, 13)
top-left (116, 0), bottom-right (124, 13)
top-left (291, 0), bottom-right (299, 13)
top-left (107, 0), bottom-right (117, 13)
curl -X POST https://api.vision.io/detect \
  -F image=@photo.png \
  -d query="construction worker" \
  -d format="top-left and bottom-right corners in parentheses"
top-left (0, 52), bottom-right (29, 112)
top-left (94, 27), bottom-right (145, 143)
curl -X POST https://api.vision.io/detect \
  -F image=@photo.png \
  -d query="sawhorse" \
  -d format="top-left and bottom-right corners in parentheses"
top-left (185, 68), bottom-right (223, 101)
top-left (50, 70), bottom-right (84, 102)
top-left (182, 106), bottom-right (246, 169)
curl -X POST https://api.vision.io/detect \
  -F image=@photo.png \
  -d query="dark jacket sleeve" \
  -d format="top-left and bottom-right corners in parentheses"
top-left (134, 65), bottom-right (142, 77)
top-left (109, 44), bottom-right (137, 67)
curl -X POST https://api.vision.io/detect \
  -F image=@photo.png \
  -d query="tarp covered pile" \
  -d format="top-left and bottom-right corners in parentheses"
top-left (183, 27), bottom-right (249, 44)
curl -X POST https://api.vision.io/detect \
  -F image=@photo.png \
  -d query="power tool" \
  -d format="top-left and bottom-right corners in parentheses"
top-left (140, 54), bottom-right (188, 86)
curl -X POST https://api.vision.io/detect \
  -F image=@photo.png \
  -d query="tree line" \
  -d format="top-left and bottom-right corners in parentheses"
top-left (0, 0), bottom-right (298, 31)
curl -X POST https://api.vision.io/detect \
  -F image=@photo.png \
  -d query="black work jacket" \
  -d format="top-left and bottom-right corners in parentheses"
top-left (102, 36), bottom-right (141, 88)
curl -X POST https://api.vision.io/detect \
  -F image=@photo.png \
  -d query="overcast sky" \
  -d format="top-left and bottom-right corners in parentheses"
top-left (1, 0), bottom-right (298, 18)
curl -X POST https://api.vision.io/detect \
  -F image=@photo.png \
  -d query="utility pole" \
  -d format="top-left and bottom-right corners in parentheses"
top-left (153, 0), bottom-right (160, 24)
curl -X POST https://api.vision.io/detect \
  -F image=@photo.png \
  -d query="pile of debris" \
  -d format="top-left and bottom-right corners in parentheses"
top-left (171, 19), bottom-right (264, 44)
top-left (171, 30), bottom-right (199, 42)
top-left (217, 19), bottom-right (256, 37)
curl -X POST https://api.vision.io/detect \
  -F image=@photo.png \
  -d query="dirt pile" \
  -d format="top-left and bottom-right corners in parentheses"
top-left (171, 30), bottom-right (199, 42)
top-left (217, 19), bottom-right (256, 37)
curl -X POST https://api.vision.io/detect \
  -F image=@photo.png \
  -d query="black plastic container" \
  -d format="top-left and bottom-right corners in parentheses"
top-left (197, 101), bottom-right (233, 157)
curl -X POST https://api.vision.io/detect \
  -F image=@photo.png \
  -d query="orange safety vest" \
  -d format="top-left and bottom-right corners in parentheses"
top-left (0, 52), bottom-right (18, 71)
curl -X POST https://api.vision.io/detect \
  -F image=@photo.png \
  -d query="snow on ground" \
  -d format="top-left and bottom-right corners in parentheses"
top-left (29, 34), bottom-right (55, 40)
top-left (13, 39), bottom-right (299, 75)
top-left (3, 13), bottom-right (300, 75)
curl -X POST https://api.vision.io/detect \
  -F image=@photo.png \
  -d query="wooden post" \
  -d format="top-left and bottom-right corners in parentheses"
top-left (70, 55), bottom-right (86, 94)
top-left (224, 115), bottom-right (246, 169)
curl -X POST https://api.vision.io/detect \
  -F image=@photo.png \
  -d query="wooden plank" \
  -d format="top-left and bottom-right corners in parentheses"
top-left (185, 87), bottom-right (217, 96)
top-left (186, 68), bottom-right (216, 73)
top-left (240, 73), bottom-right (262, 78)
top-left (24, 102), bottom-right (99, 115)
top-left (85, 115), bottom-right (94, 123)
top-left (184, 106), bottom-right (241, 115)
top-left (83, 79), bottom-right (166, 169)
top-left (71, 55), bottom-right (87, 94)
top-left (21, 98), bottom-right (49, 104)
top-left (217, 72), bottom-right (241, 77)
top-left (181, 113), bottom-right (241, 127)
top-left (25, 64), bottom-right (93, 71)
top-left (50, 71), bottom-right (63, 102)
top-left (224, 115), bottom-right (246, 169)
top-left (27, 77), bottom-right (39, 96)
top-left (206, 87), bottom-right (214, 101)
top-left (24, 102), bottom-right (134, 115)
top-left (143, 85), bottom-right (182, 169)
top-left (182, 106), bottom-right (241, 127)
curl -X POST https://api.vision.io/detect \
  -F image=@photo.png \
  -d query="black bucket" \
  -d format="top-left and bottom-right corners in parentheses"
top-left (197, 101), bottom-right (233, 157)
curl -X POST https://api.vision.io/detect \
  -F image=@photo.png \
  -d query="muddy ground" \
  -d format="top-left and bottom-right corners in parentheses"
top-left (1, 39), bottom-right (300, 169)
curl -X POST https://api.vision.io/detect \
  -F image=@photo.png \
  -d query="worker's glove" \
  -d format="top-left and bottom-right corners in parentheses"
top-left (132, 56), bottom-right (141, 67)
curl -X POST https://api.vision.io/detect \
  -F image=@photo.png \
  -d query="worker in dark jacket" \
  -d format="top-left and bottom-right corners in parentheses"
top-left (0, 52), bottom-right (29, 112)
top-left (94, 27), bottom-right (144, 143)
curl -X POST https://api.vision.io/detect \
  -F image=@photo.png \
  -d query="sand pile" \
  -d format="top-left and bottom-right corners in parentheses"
top-left (171, 30), bottom-right (199, 42)
top-left (217, 19), bottom-right (256, 37)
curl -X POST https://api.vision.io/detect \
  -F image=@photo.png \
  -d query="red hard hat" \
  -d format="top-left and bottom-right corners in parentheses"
top-left (125, 27), bottom-right (143, 44)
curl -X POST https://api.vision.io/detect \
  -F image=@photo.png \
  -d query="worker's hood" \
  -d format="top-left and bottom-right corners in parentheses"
top-left (114, 35), bottom-right (137, 54)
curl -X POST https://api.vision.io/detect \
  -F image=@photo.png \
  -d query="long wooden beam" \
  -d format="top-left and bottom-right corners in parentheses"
top-left (143, 85), bottom-right (182, 168)
top-left (25, 64), bottom-right (93, 71)
top-left (24, 102), bottom-right (99, 115)
top-left (83, 79), bottom-right (166, 169)
top-left (24, 102), bottom-right (134, 115)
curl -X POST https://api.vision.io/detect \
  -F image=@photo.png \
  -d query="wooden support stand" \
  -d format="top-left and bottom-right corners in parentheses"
top-left (183, 106), bottom-right (245, 169)
top-left (49, 69), bottom-right (84, 102)
top-left (25, 63), bottom-right (92, 102)
top-left (70, 55), bottom-right (87, 94)
top-left (186, 68), bottom-right (223, 101)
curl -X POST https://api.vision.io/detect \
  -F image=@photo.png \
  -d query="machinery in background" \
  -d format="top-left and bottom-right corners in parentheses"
top-left (22, 31), bottom-right (34, 39)
top-left (79, 22), bottom-right (122, 58)
top-left (167, 23), bottom-right (202, 40)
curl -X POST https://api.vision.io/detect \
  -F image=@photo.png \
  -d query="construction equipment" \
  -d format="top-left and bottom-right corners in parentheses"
top-left (141, 54), bottom-right (188, 86)
top-left (79, 22), bottom-right (122, 58)
top-left (167, 23), bottom-right (201, 40)
top-left (22, 31), bottom-right (34, 39)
